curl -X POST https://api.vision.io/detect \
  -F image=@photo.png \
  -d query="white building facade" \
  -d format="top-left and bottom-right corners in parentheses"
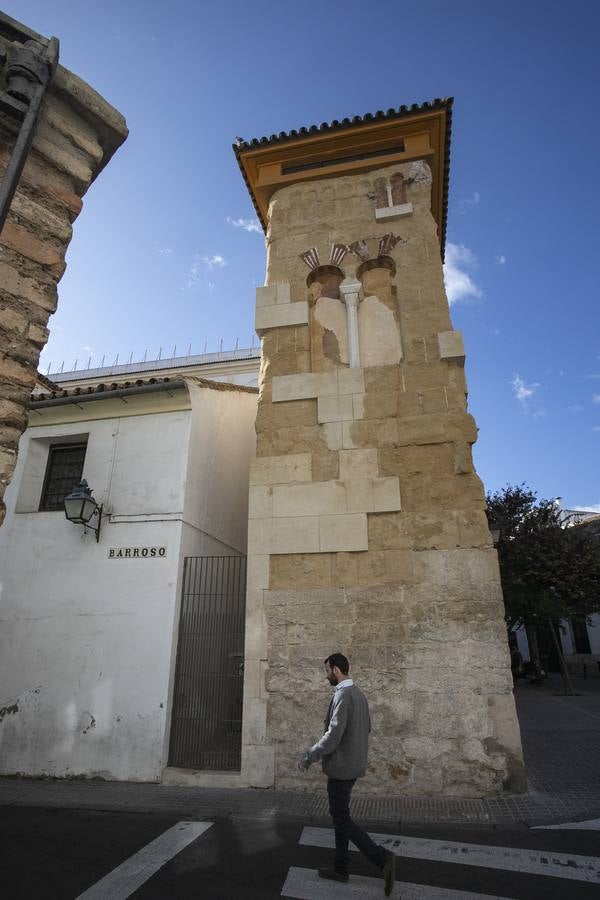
top-left (0, 352), bottom-right (259, 781)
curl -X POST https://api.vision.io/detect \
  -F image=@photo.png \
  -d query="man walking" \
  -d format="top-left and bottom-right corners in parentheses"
top-left (299, 653), bottom-right (396, 896)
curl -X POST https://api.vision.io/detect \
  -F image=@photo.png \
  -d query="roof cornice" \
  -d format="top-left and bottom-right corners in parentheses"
top-left (233, 97), bottom-right (453, 258)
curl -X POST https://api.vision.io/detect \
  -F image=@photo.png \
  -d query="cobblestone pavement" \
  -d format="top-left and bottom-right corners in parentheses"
top-left (1, 674), bottom-right (599, 827)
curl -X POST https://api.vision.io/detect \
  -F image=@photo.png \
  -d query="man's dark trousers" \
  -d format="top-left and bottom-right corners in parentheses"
top-left (327, 777), bottom-right (388, 874)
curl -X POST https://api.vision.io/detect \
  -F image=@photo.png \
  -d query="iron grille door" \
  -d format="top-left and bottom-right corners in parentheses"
top-left (169, 556), bottom-right (246, 770)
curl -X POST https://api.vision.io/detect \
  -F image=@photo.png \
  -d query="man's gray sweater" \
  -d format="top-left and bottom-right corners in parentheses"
top-left (304, 683), bottom-right (371, 779)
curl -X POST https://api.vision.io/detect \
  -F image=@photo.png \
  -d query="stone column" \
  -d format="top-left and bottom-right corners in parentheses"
top-left (339, 278), bottom-right (362, 368)
top-left (0, 25), bottom-right (127, 521)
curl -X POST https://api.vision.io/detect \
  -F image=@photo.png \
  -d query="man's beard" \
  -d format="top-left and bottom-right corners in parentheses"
top-left (327, 673), bottom-right (338, 686)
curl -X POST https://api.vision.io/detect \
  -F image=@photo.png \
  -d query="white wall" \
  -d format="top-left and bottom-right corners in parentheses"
top-left (0, 409), bottom-right (190, 781)
top-left (183, 383), bottom-right (257, 555)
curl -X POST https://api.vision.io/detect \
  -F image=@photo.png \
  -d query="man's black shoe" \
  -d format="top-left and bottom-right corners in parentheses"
top-left (383, 850), bottom-right (396, 896)
top-left (318, 867), bottom-right (349, 883)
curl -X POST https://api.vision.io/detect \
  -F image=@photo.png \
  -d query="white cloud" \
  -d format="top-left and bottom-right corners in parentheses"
top-left (573, 503), bottom-right (600, 511)
top-left (184, 254), bottom-right (227, 289)
top-left (592, 393), bottom-right (600, 404)
top-left (158, 247), bottom-right (173, 256)
top-left (202, 254), bottom-right (226, 270)
top-left (511, 373), bottom-right (538, 403)
top-left (457, 192), bottom-right (480, 213)
top-left (495, 254), bottom-right (507, 265)
top-left (226, 216), bottom-right (261, 233)
top-left (594, 426), bottom-right (600, 433)
top-left (443, 243), bottom-right (483, 304)
top-left (568, 403), bottom-right (584, 413)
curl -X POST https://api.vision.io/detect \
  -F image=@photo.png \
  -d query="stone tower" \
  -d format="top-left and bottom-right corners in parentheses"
top-left (235, 99), bottom-right (526, 796)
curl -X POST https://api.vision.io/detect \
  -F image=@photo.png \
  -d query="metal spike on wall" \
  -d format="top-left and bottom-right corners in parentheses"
top-left (142, 349), bottom-right (147, 362)
top-left (157, 347), bottom-right (162, 360)
top-left (87, 356), bottom-right (92, 369)
top-left (235, 337), bottom-right (239, 351)
top-left (187, 343), bottom-right (192, 356)
top-left (72, 359), bottom-right (78, 371)
top-left (128, 351), bottom-right (133, 364)
top-left (172, 345), bottom-right (177, 358)
top-left (203, 340), bottom-right (207, 354)
top-left (59, 361), bottom-right (64, 373)
top-left (100, 355), bottom-right (105, 367)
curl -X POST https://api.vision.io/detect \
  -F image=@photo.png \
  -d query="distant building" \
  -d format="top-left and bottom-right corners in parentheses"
top-left (513, 510), bottom-right (600, 677)
top-left (0, 350), bottom-right (259, 781)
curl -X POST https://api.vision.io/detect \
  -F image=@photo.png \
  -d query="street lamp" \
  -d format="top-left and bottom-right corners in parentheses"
top-left (64, 479), bottom-right (102, 542)
top-left (488, 516), bottom-right (500, 547)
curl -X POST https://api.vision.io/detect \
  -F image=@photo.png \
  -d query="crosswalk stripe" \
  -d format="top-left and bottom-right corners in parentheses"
top-left (534, 817), bottom-right (600, 830)
top-left (299, 826), bottom-right (600, 884)
top-left (75, 820), bottom-right (213, 899)
top-left (281, 866), bottom-right (512, 899)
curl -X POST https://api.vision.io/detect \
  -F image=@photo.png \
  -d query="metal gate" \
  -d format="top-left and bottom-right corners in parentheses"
top-left (168, 556), bottom-right (246, 770)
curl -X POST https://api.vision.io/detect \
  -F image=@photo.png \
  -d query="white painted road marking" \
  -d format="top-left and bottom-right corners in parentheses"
top-left (75, 820), bottom-right (213, 899)
top-left (281, 866), bottom-right (513, 899)
top-left (534, 817), bottom-right (600, 830)
top-left (300, 826), bottom-right (600, 884)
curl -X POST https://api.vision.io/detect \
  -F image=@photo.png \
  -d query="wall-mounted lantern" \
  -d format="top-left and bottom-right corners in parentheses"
top-left (64, 479), bottom-right (102, 542)
top-left (488, 517), bottom-right (500, 547)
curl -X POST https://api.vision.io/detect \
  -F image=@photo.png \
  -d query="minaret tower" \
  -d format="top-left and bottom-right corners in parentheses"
top-left (234, 99), bottom-right (526, 796)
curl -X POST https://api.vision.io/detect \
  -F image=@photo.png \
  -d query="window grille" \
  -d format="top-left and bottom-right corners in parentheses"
top-left (39, 443), bottom-right (87, 511)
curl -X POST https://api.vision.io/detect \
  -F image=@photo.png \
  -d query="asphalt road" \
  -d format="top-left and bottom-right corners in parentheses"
top-left (1, 806), bottom-right (599, 899)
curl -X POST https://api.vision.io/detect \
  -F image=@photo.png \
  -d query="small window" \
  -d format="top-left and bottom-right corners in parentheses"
top-left (39, 443), bottom-right (87, 511)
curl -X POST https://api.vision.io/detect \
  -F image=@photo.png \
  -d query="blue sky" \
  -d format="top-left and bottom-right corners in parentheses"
top-left (6, 0), bottom-right (600, 510)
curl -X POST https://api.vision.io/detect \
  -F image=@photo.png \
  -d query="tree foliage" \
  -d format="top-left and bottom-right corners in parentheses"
top-left (486, 484), bottom-right (600, 631)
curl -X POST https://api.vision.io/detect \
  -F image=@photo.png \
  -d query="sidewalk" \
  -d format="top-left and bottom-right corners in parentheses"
top-left (1, 674), bottom-right (599, 827)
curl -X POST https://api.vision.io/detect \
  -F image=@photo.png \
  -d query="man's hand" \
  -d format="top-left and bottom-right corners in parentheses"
top-left (298, 753), bottom-right (310, 773)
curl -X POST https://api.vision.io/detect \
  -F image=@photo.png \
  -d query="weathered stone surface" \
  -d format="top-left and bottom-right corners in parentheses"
top-left (0, 43), bottom-right (127, 513)
top-left (242, 155), bottom-right (525, 797)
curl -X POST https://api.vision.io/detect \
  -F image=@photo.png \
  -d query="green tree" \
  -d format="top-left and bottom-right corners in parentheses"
top-left (486, 484), bottom-right (600, 670)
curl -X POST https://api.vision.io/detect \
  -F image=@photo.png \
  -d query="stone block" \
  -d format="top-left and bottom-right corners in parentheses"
top-left (248, 516), bottom-right (319, 555)
top-left (337, 367), bottom-right (365, 395)
top-left (249, 453), bottom-right (312, 484)
top-left (255, 301), bottom-right (308, 333)
top-left (367, 512), bottom-right (413, 550)
top-left (453, 442), bottom-right (473, 474)
top-left (357, 391), bottom-right (399, 420)
top-left (339, 448), bottom-right (379, 480)
top-left (346, 477), bottom-right (401, 513)
top-left (317, 394), bottom-right (353, 424)
top-left (319, 513), bottom-right (368, 552)
top-left (438, 330), bottom-right (465, 365)
top-left (247, 555), bottom-right (270, 590)
top-left (343, 418), bottom-right (399, 449)
top-left (242, 745), bottom-right (274, 788)
top-left (248, 485), bottom-right (273, 518)
top-left (269, 553), bottom-right (333, 589)
top-left (244, 611), bottom-right (268, 659)
top-left (375, 202), bottom-right (413, 221)
top-left (273, 481), bottom-right (346, 517)
top-left (272, 371), bottom-right (337, 402)
top-left (256, 282), bottom-right (291, 307)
